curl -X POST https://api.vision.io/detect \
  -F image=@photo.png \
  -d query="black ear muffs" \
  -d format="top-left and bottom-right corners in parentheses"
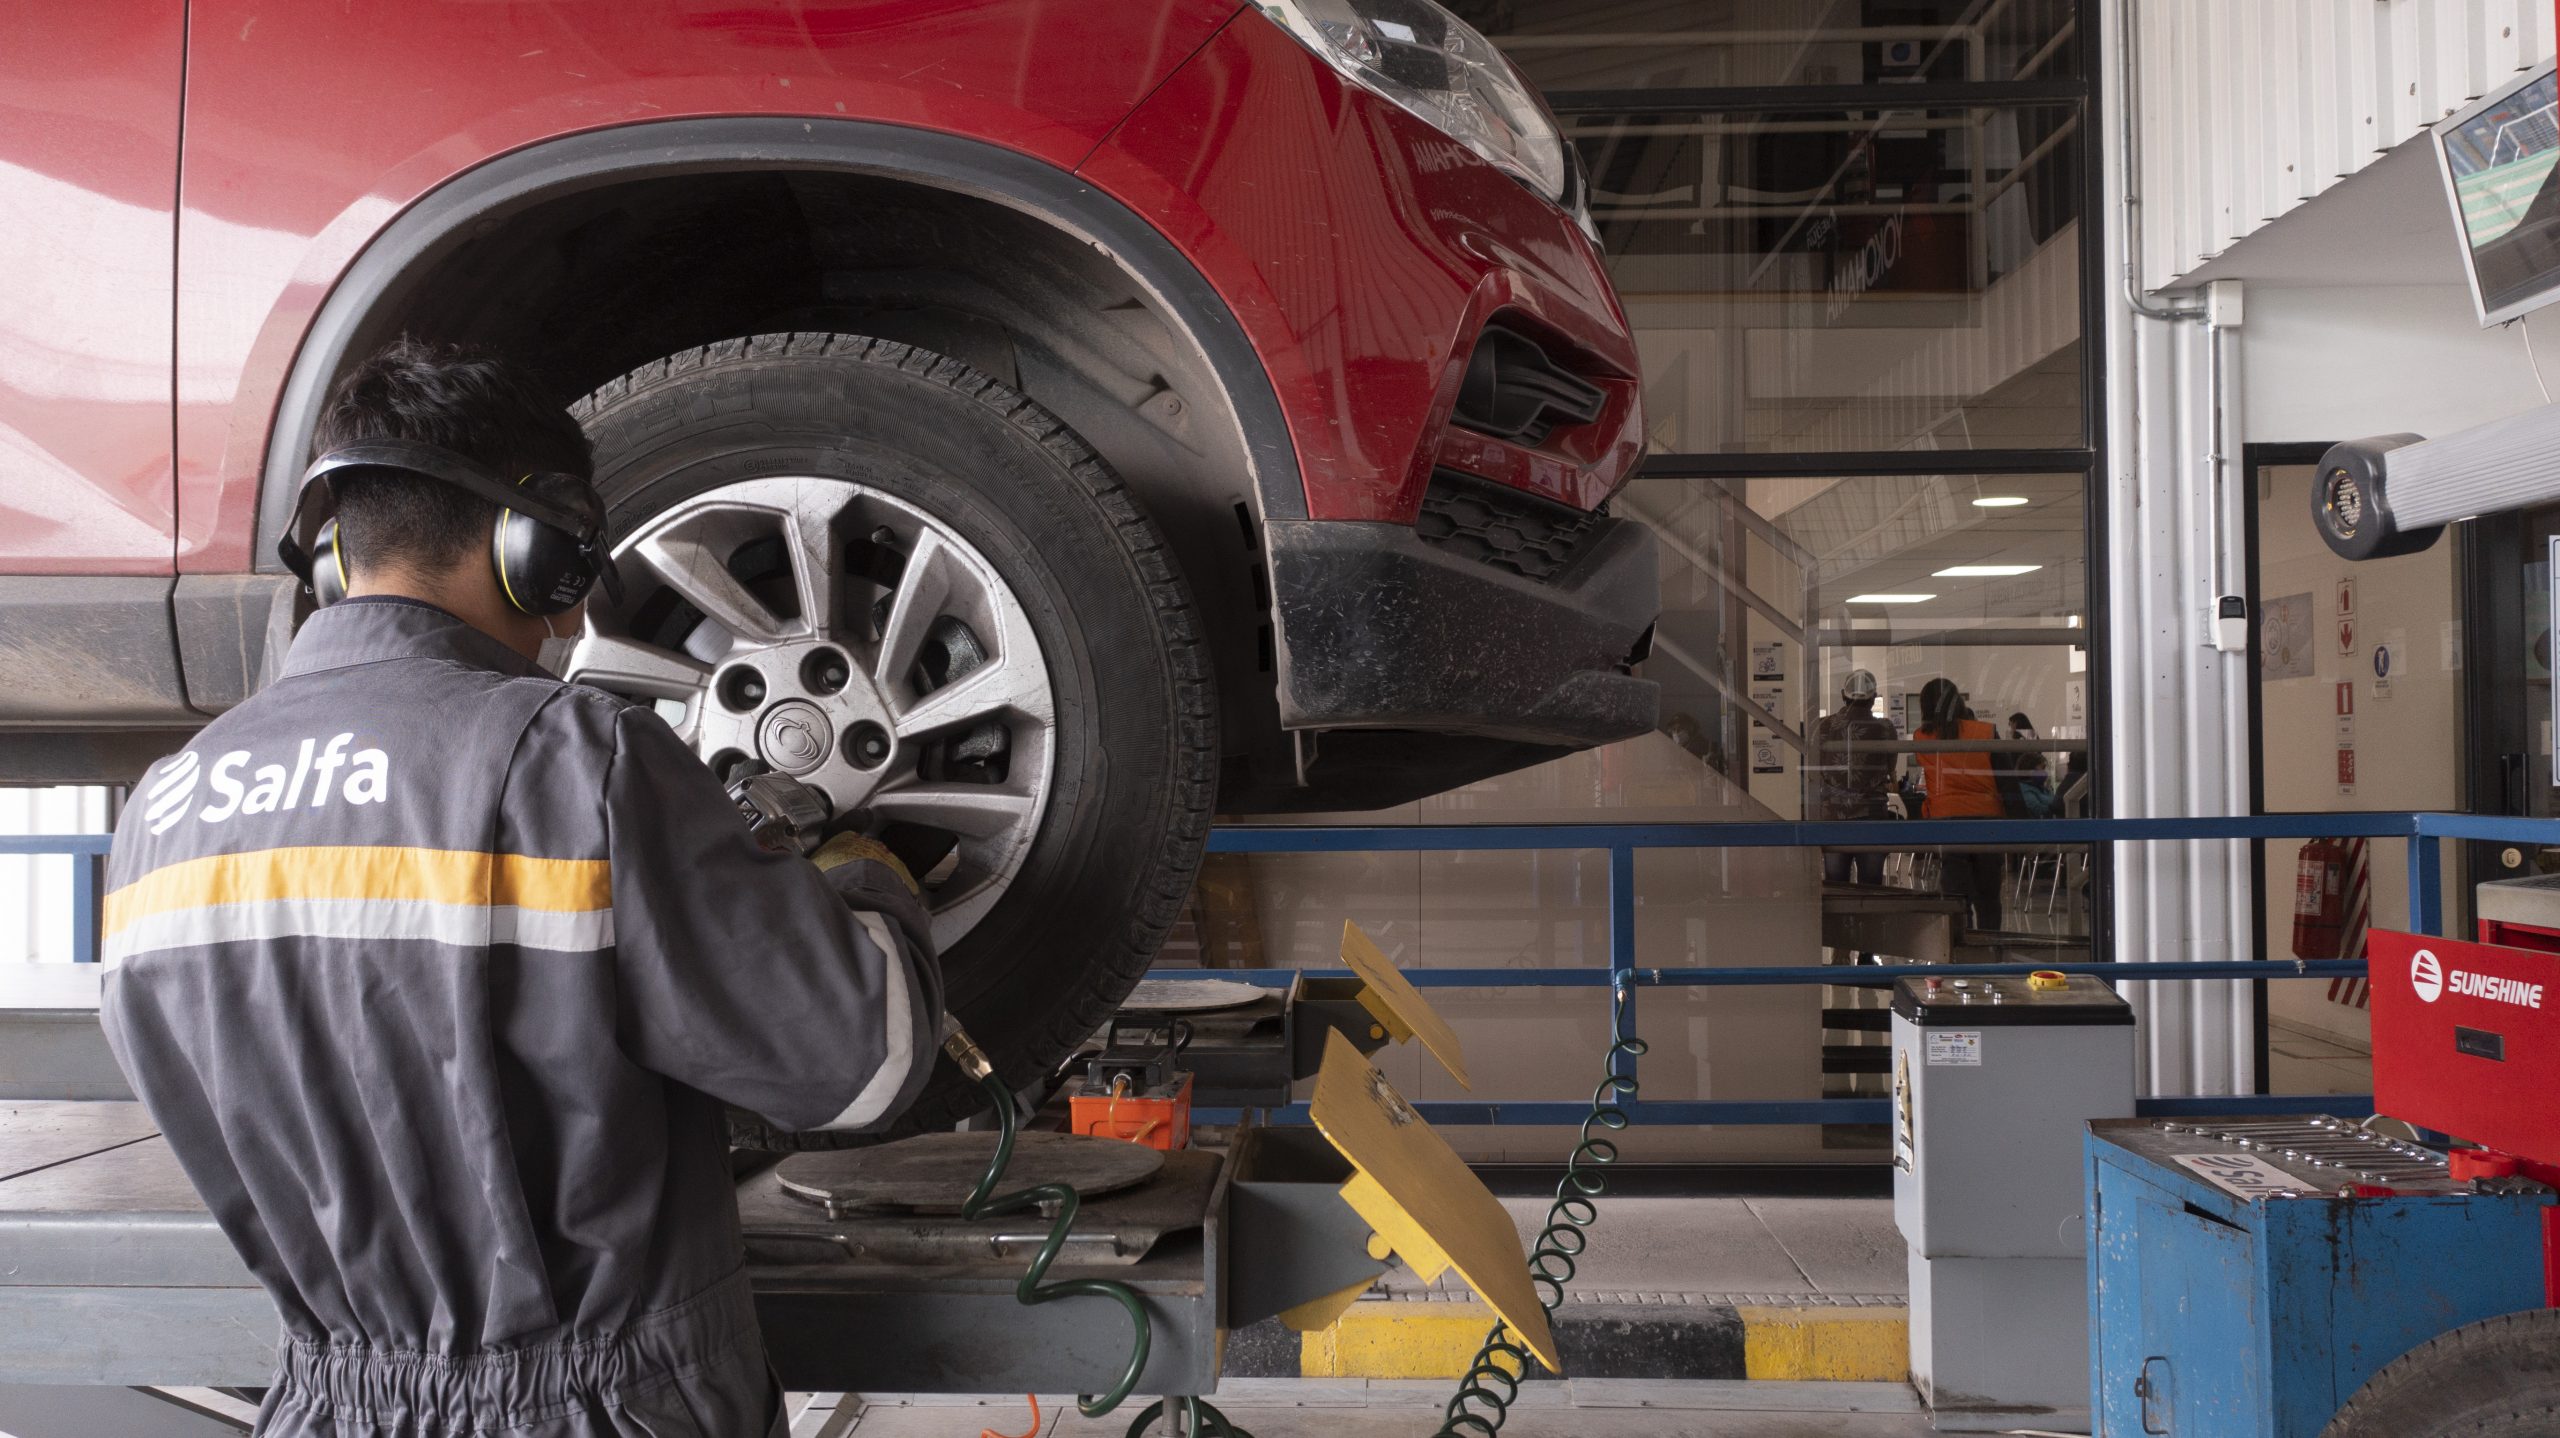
top-left (310, 517), bottom-right (351, 607)
top-left (494, 472), bottom-right (604, 617)
top-left (280, 438), bottom-right (622, 615)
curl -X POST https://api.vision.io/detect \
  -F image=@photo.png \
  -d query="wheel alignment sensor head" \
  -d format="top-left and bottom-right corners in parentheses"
top-left (2312, 433), bottom-right (2440, 562)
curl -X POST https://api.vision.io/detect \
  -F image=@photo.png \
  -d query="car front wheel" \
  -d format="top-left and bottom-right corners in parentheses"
top-left (568, 333), bottom-right (1216, 1142)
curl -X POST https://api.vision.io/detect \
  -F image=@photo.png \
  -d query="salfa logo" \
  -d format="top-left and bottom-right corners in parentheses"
top-left (2411, 949), bottom-right (2445, 1004)
top-left (143, 750), bottom-right (201, 835)
top-left (143, 734), bottom-right (392, 835)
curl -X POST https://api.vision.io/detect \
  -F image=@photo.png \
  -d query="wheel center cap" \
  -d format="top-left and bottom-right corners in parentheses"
top-left (758, 700), bottom-right (835, 775)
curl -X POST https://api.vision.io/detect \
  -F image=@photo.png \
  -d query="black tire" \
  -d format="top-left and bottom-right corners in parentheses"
top-left (572, 333), bottom-right (1216, 1144)
top-left (2321, 1308), bottom-right (2560, 1438)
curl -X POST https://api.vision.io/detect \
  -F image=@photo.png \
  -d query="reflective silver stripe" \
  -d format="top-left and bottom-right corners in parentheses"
top-left (814, 910), bottom-right (919, 1131)
top-left (103, 896), bottom-right (616, 963)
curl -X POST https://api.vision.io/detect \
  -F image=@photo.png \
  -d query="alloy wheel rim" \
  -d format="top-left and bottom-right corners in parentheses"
top-left (566, 476), bottom-right (1057, 950)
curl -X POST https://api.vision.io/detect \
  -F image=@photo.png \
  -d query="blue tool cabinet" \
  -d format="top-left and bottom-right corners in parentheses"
top-left (2086, 1118), bottom-right (2552, 1437)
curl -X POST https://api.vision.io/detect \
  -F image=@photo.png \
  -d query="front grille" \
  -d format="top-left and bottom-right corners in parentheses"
top-left (1415, 470), bottom-right (1606, 582)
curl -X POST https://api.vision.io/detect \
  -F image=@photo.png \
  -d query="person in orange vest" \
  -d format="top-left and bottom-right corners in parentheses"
top-left (1914, 678), bottom-right (2005, 933)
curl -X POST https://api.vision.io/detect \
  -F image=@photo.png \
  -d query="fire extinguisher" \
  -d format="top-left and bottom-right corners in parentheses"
top-left (2292, 838), bottom-right (2348, 958)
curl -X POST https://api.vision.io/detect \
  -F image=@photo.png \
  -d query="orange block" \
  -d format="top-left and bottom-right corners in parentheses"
top-left (1070, 1071), bottom-right (1193, 1151)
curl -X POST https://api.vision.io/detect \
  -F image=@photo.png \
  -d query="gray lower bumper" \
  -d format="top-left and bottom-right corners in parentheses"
top-left (1263, 516), bottom-right (1660, 749)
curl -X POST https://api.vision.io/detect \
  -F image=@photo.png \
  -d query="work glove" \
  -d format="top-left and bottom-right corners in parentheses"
top-left (811, 831), bottom-right (935, 957)
top-left (1884, 793), bottom-right (1908, 820)
top-left (814, 832), bottom-right (919, 893)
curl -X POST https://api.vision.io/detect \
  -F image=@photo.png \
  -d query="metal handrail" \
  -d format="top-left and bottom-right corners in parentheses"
top-left (1169, 812), bottom-right (2560, 1125)
top-left (23, 813), bottom-right (2555, 1126)
top-left (0, 834), bottom-right (109, 972)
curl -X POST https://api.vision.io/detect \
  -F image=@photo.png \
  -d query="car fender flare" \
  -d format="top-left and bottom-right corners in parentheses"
top-left (256, 116), bottom-right (1307, 568)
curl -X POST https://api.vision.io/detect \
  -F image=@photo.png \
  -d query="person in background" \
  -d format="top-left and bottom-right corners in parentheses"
top-left (1812, 669), bottom-right (1899, 884)
top-left (1915, 678), bottom-right (2005, 933)
top-left (1661, 709), bottom-right (1730, 777)
top-left (2005, 711), bottom-right (2058, 818)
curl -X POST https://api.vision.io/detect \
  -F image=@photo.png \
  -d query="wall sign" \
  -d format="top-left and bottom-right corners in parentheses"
top-left (1750, 684), bottom-right (1785, 774)
top-left (2262, 592), bottom-right (2314, 679)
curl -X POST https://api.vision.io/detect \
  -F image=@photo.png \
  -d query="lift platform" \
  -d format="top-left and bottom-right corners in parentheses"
top-left (0, 926), bottom-right (1548, 1433)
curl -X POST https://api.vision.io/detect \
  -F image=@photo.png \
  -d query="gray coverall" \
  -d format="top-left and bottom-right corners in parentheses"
top-left (99, 596), bottom-right (944, 1437)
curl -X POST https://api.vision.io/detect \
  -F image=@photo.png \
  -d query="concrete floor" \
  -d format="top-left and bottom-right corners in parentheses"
top-left (2264, 1016), bottom-right (2374, 1097)
top-left (1384, 1193), bottom-right (1905, 1304)
top-left (816, 1381), bottom-right (1953, 1437)
top-left (808, 1196), bottom-right (1937, 1436)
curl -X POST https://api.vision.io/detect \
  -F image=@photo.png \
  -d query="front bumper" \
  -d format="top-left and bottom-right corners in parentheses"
top-left (1081, 9), bottom-right (1645, 524)
top-left (1266, 509), bottom-right (1658, 749)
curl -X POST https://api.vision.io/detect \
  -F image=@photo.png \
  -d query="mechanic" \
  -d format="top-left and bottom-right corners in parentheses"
top-left (98, 339), bottom-right (943, 1438)
top-left (1809, 668), bottom-right (1901, 885)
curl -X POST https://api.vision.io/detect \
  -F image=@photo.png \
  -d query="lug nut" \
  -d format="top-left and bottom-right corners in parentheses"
top-left (845, 721), bottom-right (893, 770)
top-left (801, 648), bottom-right (852, 695)
top-left (717, 668), bottom-right (767, 712)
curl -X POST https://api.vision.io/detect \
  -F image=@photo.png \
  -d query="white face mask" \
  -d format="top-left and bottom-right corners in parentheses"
top-left (535, 613), bottom-right (581, 680)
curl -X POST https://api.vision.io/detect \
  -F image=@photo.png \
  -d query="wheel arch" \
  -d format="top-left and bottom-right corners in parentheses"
top-left (258, 118), bottom-right (1305, 545)
top-left (254, 117), bottom-right (1304, 780)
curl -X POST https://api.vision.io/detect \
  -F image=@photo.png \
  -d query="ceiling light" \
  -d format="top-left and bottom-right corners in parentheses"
top-left (1973, 496), bottom-right (2029, 508)
top-left (1934, 564), bottom-right (2043, 577)
top-left (1847, 593), bottom-right (1935, 604)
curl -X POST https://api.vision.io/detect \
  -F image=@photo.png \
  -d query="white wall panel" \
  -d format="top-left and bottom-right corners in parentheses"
top-left (2141, 0), bottom-right (2552, 291)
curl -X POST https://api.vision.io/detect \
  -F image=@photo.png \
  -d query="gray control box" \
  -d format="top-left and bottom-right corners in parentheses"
top-left (1891, 972), bottom-right (2133, 1429)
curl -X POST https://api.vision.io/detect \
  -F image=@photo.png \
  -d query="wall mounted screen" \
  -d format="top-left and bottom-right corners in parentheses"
top-left (2438, 62), bottom-right (2560, 327)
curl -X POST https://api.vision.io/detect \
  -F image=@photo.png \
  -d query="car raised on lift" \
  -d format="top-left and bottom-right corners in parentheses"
top-left (0, 0), bottom-right (1656, 1134)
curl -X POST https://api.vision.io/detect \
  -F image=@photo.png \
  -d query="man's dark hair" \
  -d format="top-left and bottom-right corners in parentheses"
top-left (312, 338), bottom-right (592, 579)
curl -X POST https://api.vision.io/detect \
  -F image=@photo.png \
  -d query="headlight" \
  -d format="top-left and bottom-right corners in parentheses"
top-left (1250, 0), bottom-right (1568, 203)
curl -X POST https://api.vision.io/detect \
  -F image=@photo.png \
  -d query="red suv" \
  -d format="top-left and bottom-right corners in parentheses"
top-left (4, 0), bottom-right (1653, 1121)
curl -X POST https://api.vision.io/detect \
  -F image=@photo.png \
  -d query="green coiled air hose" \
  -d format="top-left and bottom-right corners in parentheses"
top-left (945, 1021), bottom-right (1252, 1437)
top-left (1432, 976), bottom-right (1645, 1437)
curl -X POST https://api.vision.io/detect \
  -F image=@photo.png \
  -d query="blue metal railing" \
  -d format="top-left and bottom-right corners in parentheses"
top-left (21, 812), bottom-right (2560, 1126)
top-left (1166, 811), bottom-right (2560, 1126)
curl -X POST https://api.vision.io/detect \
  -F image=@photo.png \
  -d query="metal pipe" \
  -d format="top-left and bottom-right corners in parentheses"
top-left (2015, 18), bottom-right (2077, 80)
top-left (1652, 633), bottom-right (1810, 755)
top-left (1615, 491), bottom-right (1809, 645)
top-left (2108, 0), bottom-right (2247, 1095)
top-left (1979, 112), bottom-right (2084, 209)
top-left (2116, 0), bottom-right (2206, 326)
top-left (1696, 478), bottom-right (1824, 571)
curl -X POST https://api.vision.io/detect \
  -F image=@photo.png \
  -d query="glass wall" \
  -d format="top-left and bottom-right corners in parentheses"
top-left (1581, 102), bottom-right (2084, 454)
top-left (1482, 0), bottom-right (2082, 92)
top-left (1185, 1), bottom-right (2102, 1162)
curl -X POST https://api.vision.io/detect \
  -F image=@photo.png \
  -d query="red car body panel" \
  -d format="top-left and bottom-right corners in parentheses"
top-left (0, 3), bottom-right (185, 574)
top-left (171, 0), bottom-right (1237, 573)
top-left (1081, 12), bottom-right (1642, 521)
top-left (0, 2), bottom-right (1654, 780)
top-left (0, 1), bottom-right (1640, 575)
